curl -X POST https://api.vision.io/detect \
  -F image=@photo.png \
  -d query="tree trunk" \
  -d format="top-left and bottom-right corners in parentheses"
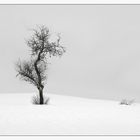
top-left (39, 88), bottom-right (44, 104)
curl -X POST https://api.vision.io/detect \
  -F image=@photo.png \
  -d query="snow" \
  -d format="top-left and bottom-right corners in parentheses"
top-left (0, 93), bottom-right (140, 135)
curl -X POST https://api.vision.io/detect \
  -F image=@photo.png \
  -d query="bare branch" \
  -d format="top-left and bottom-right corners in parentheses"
top-left (16, 60), bottom-right (39, 87)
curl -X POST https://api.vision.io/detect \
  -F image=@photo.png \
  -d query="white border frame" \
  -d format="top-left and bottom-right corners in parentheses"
top-left (0, 0), bottom-right (140, 4)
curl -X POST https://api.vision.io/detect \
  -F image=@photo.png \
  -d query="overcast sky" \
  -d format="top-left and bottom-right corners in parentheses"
top-left (0, 5), bottom-right (140, 101)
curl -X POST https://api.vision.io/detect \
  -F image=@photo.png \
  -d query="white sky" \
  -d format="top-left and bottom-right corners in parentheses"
top-left (1, 5), bottom-right (140, 101)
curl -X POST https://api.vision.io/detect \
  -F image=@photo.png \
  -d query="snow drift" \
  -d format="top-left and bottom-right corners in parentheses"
top-left (0, 93), bottom-right (139, 135)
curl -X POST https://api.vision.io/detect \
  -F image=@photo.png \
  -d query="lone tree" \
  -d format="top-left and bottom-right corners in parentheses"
top-left (16, 26), bottom-right (65, 104)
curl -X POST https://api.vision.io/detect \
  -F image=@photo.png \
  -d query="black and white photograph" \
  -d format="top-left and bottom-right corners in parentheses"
top-left (0, 4), bottom-right (140, 135)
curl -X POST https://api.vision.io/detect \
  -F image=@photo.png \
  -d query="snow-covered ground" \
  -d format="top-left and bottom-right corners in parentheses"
top-left (0, 93), bottom-right (140, 135)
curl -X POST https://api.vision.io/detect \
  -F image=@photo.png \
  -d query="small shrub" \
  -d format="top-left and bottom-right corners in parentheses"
top-left (32, 95), bottom-right (40, 105)
top-left (32, 95), bottom-right (50, 105)
top-left (120, 99), bottom-right (135, 105)
top-left (44, 97), bottom-right (50, 104)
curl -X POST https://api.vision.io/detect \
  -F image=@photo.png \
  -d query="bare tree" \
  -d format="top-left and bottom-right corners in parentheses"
top-left (16, 26), bottom-right (65, 104)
